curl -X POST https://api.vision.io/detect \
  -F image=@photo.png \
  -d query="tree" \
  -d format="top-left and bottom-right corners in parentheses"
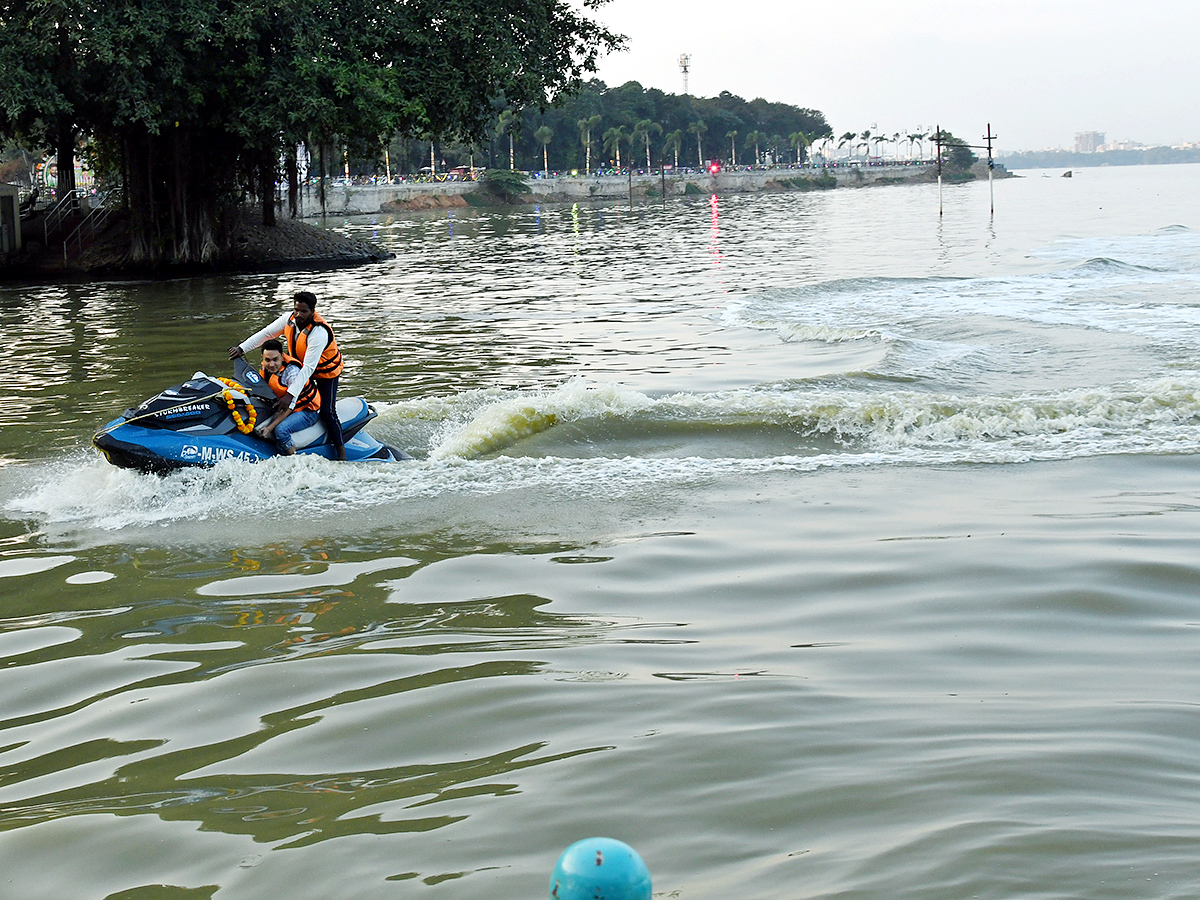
top-left (534, 124), bottom-right (553, 176)
top-left (789, 131), bottom-right (809, 165)
top-left (745, 130), bottom-right (766, 166)
top-left (688, 120), bottom-right (707, 167)
top-left (663, 129), bottom-right (683, 169)
top-left (935, 129), bottom-right (976, 173)
top-left (577, 114), bottom-right (601, 173)
top-left (602, 125), bottom-right (628, 169)
top-left (0, 0), bottom-right (622, 266)
top-left (631, 119), bottom-right (661, 169)
top-left (726, 130), bottom-right (738, 167)
top-left (839, 132), bottom-right (855, 160)
top-left (496, 110), bottom-right (519, 171)
top-left (858, 130), bottom-right (872, 161)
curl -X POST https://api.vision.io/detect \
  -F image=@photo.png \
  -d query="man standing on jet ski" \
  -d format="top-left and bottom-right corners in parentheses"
top-left (229, 291), bottom-right (347, 460)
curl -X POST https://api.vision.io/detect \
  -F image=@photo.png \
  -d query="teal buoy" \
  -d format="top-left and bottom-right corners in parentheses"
top-left (550, 837), bottom-right (651, 900)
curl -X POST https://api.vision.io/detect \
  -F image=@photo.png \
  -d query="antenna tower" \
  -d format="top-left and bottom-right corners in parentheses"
top-left (678, 54), bottom-right (691, 95)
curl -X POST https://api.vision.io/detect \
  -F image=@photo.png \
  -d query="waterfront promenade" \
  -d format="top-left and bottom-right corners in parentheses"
top-left (297, 161), bottom-right (936, 217)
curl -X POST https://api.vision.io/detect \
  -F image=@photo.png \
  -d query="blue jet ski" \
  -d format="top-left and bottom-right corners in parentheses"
top-left (93, 359), bottom-right (410, 474)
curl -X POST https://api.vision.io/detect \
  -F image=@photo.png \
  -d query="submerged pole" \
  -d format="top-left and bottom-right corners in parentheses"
top-left (936, 124), bottom-right (942, 217)
top-left (984, 122), bottom-right (997, 215)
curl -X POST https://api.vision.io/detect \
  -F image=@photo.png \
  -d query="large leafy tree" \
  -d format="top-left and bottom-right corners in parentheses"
top-left (0, 0), bottom-right (622, 264)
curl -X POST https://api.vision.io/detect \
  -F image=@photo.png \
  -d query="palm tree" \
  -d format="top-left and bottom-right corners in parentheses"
top-left (688, 120), bottom-right (707, 167)
top-left (839, 131), bottom-right (855, 161)
top-left (789, 131), bottom-right (810, 165)
top-left (745, 130), bottom-right (766, 166)
top-left (603, 125), bottom-right (629, 170)
top-left (726, 130), bottom-right (738, 167)
top-left (534, 125), bottom-right (553, 177)
top-left (496, 109), bottom-right (518, 170)
top-left (577, 114), bottom-right (601, 173)
top-left (911, 132), bottom-right (925, 161)
top-left (632, 119), bottom-right (662, 170)
top-left (663, 130), bottom-right (684, 169)
top-left (858, 130), bottom-right (872, 161)
top-left (892, 132), bottom-right (902, 161)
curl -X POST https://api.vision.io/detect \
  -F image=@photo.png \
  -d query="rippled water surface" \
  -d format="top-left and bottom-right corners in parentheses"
top-left (3, 165), bottom-right (1200, 900)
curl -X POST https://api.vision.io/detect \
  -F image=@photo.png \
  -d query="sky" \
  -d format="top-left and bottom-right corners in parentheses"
top-left (587, 0), bottom-right (1198, 152)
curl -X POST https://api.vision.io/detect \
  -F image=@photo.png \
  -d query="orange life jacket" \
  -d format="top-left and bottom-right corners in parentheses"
top-left (284, 310), bottom-right (343, 380)
top-left (261, 355), bottom-right (320, 411)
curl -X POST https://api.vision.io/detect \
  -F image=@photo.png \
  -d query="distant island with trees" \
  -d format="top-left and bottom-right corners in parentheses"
top-left (1001, 146), bottom-right (1200, 169)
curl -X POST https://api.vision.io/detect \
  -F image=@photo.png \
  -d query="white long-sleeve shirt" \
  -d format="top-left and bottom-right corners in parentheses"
top-left (238, 313), bottom-right (329, 408)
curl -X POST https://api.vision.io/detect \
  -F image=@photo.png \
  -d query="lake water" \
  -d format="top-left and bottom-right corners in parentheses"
top-left (3, 164), bottom-right (1200, 900)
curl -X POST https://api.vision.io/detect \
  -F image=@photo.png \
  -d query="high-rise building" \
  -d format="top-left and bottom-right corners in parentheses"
top-left (1075, 132), bottom-right (1105, 153)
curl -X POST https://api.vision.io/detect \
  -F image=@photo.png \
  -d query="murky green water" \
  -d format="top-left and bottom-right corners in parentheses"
top-left (3, 166), bottom-right (1200, 899)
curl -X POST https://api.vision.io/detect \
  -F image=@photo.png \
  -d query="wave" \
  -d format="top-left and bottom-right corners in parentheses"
top-left (410, 376), bottom-right (1200, 457)
top-left (7, 376), bottom-right (1200, 531)
top-left (1075, 256), bottom-right (1165, 274)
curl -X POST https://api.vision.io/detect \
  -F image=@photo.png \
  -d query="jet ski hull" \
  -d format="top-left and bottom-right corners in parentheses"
top-left (93, 370), bottom-right (410, 474)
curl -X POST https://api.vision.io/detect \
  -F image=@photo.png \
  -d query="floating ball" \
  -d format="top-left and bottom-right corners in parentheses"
top-left (550, 837), bottom-right (651, 900)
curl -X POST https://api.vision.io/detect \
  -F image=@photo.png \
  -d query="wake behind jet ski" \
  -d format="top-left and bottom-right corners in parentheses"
top-left (93, 358), bottom-right (410, 474)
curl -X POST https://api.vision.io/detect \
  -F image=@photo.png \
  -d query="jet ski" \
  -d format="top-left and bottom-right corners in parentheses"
top-left (93, 359), bottom-right (410, 473)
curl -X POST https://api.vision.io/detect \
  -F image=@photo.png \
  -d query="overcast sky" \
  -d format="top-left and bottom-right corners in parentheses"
top-left (588, 0), bottom-right (1197, 152)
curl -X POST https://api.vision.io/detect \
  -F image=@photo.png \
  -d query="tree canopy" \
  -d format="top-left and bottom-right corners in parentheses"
top-left (476, 81), bottom-right (831, 174)
top-left (0, 0), bottom-right (622, 264)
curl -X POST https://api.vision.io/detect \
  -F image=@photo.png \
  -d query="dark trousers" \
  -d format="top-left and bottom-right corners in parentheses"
top-left (315, 376), bottom-right (344, 453)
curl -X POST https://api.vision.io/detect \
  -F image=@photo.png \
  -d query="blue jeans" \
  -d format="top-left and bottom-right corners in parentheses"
top-left (273, 408), bottom-right (321, 452)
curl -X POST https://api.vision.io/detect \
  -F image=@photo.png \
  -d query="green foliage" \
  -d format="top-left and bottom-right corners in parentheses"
top-left (683, 182), bottom-right (704, 195)
top-left (486, 80), bottom-right (832, 172)
top-left (479, 167), bottom-right (530, 200)
top-left (935, 130), bottom-right (977, 172)
top-left (0, 0), bottom-right (622, 263)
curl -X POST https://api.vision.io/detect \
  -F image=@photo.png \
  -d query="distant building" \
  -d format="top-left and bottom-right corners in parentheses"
top-left (1075, 132), bottom-right (1105, 153)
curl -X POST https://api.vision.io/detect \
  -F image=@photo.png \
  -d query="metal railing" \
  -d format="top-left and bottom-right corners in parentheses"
top-left (61, 190), bottom-right (118, 264)
top-left (42, 192), bottom-right (79, 245)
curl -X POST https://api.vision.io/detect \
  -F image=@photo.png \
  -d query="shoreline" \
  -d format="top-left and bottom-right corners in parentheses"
top-left (1, 161), bottom-right (1007, 282)
top-left (309, 160), bottom-right (986, 216)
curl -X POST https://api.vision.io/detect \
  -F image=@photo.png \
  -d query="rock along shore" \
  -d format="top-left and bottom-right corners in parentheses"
top-left (1, 206), bottom-right (393, 283)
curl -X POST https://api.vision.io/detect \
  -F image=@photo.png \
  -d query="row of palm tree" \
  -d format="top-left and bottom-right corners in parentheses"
top-left (497, 113), bottom-right (935, 176)
top-left (508, 117), bottom-right (825, 175)
top-left (824, 130), bottom-right (934, 163)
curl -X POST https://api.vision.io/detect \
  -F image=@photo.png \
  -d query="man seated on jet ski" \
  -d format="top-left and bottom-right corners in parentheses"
top-left (253, 340), bottom-right (321, 455)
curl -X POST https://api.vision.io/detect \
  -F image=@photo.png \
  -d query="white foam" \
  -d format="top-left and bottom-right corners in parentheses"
top-left (9, 372), bottom-right (1200, 532)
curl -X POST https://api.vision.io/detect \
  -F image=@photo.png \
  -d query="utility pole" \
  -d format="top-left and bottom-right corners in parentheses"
top-left (935, 125), bottom-right (942, 217)
top-left (932, 124), bottom-right (1001, 216)
top-left (679, 54), bottom-right (691, 96)
top-left (983, 123), bottom-right (997, 214)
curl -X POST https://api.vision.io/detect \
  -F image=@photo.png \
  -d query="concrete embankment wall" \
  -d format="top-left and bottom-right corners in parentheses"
top-left (297, 163), bottom-right (935, 218)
